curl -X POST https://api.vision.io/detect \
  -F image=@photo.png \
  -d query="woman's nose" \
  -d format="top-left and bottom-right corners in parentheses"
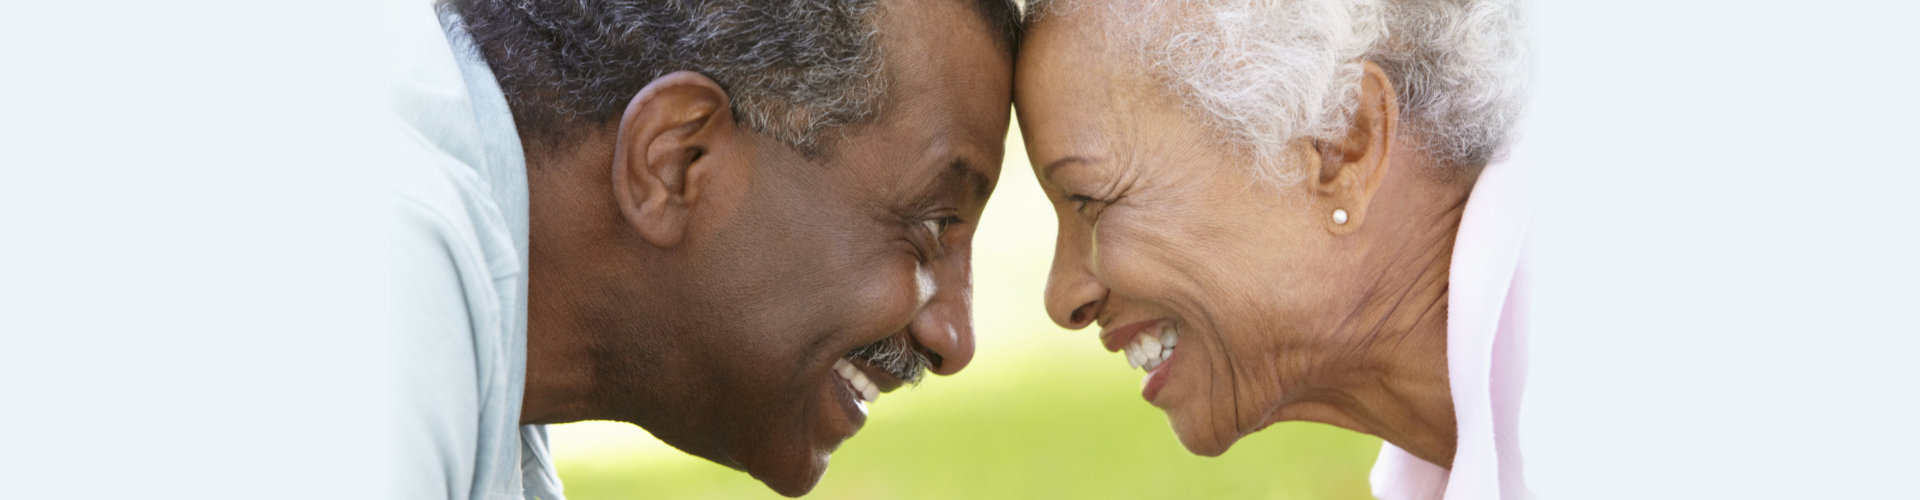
top-left (1044, 228), bottom-right (1107, 330)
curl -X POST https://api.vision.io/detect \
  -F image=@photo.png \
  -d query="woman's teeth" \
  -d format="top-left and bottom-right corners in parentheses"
top-left (834, 359), bottom-right (880, 403)
top-left (1125, 324), bottom-right (1178, 372)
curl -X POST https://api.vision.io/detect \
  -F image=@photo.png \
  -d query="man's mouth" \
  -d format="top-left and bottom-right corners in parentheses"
top-left (829, 335), bottom-right (923, 419)
top-left (832, 358), bottom-right (881, 414)
top-left (844, 335), bottom-right (930, 385)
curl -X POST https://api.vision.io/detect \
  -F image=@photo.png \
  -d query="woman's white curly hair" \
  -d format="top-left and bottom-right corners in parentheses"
top-left (1030, 0), bottom-right (1529, 182)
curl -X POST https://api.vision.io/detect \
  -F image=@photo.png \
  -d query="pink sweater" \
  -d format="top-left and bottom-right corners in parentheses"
top-left (1370, 146), bottom-right (1534, 500)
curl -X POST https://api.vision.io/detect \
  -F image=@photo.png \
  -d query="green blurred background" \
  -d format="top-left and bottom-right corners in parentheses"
top-left (547, 127), bottom-right (1384, 499)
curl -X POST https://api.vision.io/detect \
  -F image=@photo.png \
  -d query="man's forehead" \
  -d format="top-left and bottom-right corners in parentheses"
top-left (877, 0), bottom-right (1015, 50)
top-left (799, 0), bottom-right (1010, 204)
top-left (874, 0), bottom-right (1013, 94)
top-left (819, 126), bottom-right (1001, 206)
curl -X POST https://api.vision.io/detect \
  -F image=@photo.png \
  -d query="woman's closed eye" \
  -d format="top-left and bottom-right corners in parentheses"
top-left (1065, 193), bottom-right (1109, 220)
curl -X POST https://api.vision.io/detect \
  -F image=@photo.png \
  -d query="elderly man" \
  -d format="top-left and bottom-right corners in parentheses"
top-left (383, 0), bottom-right (1019, 498)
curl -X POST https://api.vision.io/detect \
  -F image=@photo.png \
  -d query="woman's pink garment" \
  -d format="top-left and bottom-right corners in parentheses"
top-left (1370, 147), bottom-right (1534, 500)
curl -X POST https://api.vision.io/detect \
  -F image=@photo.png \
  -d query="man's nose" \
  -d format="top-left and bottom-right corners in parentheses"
top-left (908, 256), bottom-right (975, 376)
top-left (1044, 222), bottom-right (1106, 330)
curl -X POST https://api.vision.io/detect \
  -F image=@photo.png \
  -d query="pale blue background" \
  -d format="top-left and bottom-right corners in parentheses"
top-left (2, 1), bottom-right (1915, 498)
top-left (1523, 1), bottom-right (1920, 497)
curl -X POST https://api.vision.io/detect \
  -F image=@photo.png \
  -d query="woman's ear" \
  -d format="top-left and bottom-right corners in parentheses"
top-left (1312, 61), bottom-right (1398, 235)
top-left (609, 70), bottom-right (739, 248)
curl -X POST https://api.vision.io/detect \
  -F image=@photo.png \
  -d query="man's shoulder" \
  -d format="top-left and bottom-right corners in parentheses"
top-left (381, 4), bottom-right (521, 274)
top-left (378, 111), bottom-right (532, 500)
top-left (383, 1), bottom-right (530, 266)
top-left (384, 116), bottom-right (490, 244)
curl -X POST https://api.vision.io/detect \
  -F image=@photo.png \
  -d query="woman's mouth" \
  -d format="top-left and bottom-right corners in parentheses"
top-left (1124, 323), bottom-right (1179, 401)
top-left (1101, 320), bottom-right (1181, 402)
top-left (1123, 322), bottom-right (1178, 372)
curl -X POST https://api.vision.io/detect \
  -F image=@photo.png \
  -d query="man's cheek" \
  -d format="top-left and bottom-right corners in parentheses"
top-left (915, 260), bottom-right (937, 310)
top-left (836, 260), bottom-right (925, 335)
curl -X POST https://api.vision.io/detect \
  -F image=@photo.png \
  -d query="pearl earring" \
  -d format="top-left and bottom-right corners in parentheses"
top-left (1332, 208), bottom-right (1349, 225)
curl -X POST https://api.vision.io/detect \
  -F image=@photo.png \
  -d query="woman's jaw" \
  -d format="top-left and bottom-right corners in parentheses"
top-left (1095, 310), bottom-right (1286, 457)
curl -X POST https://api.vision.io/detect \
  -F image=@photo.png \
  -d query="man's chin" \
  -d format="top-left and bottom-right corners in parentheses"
top-left (743, 450), bottom-right (830, 497)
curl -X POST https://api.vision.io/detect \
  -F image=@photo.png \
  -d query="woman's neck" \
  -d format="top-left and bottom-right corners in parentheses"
top-left (1348, 268), bottom-right (1457, 467)
top-left (1323, 188), bottom-right (1468, 468)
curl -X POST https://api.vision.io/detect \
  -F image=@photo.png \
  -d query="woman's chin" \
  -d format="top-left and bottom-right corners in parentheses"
top-left (1164, 407), bottom-right (1240, 457)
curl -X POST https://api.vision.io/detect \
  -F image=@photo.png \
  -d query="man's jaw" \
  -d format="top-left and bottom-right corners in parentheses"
top-left (743, 339), bottom-right (925, 496)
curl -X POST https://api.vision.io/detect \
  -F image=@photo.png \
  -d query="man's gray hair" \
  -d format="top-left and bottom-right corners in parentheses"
top-left (446, 0), bottom-right (1021, 155)
top-left (1031, 0), bottom-right (1528, 181)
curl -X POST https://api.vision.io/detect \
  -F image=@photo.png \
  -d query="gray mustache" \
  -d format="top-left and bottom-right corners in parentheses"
top-left (845, 334), bottom-right (929, 386)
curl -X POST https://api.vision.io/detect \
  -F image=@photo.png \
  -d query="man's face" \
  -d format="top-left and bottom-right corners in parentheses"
top-left (636, 1), bottom-right (1011, 496)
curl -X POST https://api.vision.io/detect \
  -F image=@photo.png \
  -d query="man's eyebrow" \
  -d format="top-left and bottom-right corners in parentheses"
top-left (924, 158), bottom-right (994, 207)
top-left (1040, 155), bottom-right (1097, 183)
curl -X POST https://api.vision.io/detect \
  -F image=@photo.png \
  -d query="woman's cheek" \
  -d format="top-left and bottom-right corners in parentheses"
top-left (1096, 212), bottom-right (1187, 278)
top-left (1089, 215), bottom-right (1144, 285)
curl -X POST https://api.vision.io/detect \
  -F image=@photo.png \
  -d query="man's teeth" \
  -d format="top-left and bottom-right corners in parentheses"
top-left (833, 359), bottom-right (880, 403)
top-left (1125, 324), bottom-right (1179, 372)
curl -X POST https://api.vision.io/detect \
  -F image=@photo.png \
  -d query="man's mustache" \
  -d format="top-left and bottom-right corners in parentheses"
top-left (845, 334), bottom-right (930, 386)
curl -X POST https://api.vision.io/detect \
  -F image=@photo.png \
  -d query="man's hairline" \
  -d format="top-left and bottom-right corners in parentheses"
top-left (518, 0), bottom-right (1016, 168)
top-left (783, 0), bottom-right (1017, 164)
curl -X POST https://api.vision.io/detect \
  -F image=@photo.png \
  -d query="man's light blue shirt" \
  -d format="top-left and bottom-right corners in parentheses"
top-left (382, 3), bottom-right (564, 499)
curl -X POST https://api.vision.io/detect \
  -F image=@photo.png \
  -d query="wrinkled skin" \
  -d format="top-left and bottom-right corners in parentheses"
top-left (1014, 10), bottom-right (1466, 467)
top-left (517, 0), bottom-right (1012, 496)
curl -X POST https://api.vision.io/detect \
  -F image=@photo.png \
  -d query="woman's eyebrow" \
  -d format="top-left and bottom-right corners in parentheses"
top-left (1040, 155), bottom-right (1098, 183)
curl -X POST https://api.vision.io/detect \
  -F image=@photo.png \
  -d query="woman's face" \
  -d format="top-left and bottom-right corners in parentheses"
top-left (1015, 21), bottom-right (1375, 456)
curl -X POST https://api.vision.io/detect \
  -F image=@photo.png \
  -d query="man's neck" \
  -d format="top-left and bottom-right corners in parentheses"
top-left (519, 135), bottom-right (618, 425)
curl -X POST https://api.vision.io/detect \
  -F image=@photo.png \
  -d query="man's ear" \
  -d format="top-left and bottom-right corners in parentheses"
top-left (609, 70), bottom-right (738, 248)
top-left (1310, 61), bottom-right (1398, 235)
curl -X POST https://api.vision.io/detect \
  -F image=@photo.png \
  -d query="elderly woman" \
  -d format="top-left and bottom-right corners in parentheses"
top-left (1016, 0), bottom-right (1530, 498)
